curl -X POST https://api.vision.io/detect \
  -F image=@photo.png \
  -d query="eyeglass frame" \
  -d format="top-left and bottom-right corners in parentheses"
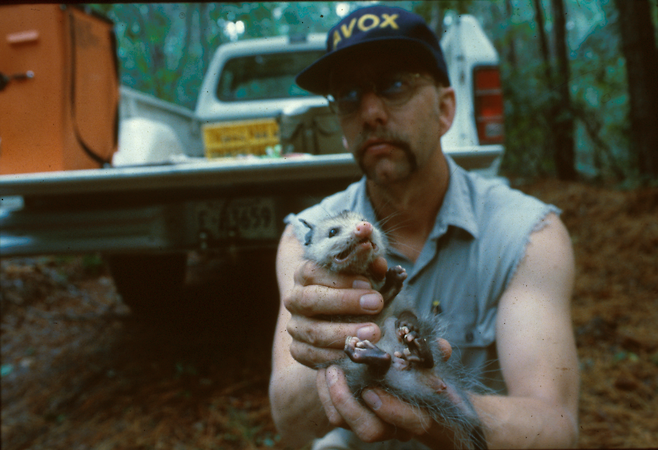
top-left (325, 71), bottom-right (438, 117)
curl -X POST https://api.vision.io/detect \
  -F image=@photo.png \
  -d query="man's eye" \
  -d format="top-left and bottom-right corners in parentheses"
top-left (381, 78), bottom-right (406, 95)
top-left (339, 88), bottom-right (360, 102)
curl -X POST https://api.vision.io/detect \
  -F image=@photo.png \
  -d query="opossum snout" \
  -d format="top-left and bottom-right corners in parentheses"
top-left (354, 221), bottom-right (373, 239)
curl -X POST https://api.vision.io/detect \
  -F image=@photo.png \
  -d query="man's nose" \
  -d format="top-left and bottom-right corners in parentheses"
top-left (357, 91), bottom-right (388, 127)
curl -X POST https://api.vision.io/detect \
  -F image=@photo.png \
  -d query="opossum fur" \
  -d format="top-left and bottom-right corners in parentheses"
top-left (299, 210), bottom-right (488, 450)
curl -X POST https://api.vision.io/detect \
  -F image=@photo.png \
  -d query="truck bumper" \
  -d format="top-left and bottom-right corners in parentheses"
top-left (0, 148), bottom-right (503, 257)
top-left (0, 202), bottom-right (186, 256)
top-left (0, 155), bottom-right (362, 257)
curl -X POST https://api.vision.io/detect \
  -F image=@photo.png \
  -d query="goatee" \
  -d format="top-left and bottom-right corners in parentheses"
top-left (351, 130), bottom-right (418, 177)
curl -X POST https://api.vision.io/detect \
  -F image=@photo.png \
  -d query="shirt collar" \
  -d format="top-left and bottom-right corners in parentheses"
top-left (351, 154), bottom-right (479, 240)
top-left (430, 155), bottom-right (479, 240)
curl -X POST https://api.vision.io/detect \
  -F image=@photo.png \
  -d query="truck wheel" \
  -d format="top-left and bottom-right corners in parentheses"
top-left (107, 253), bottom-right (187, 317)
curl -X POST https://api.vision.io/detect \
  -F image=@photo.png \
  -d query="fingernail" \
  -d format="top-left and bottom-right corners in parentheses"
top-left (360, 293), bottom-right (381, 312)
top-left (353, 279), bottom-right (371, 289)
top-left (362, 389), bottom-right (381, 410)
top-left (356, 325), bottom-right (377, 341)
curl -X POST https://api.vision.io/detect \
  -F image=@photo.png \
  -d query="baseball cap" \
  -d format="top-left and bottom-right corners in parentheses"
top-left (296, 5), bottom-right (450, 95)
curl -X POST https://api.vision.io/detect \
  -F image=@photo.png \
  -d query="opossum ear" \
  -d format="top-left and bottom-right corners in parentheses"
top-left (299, 218), bottom-right (314, 246)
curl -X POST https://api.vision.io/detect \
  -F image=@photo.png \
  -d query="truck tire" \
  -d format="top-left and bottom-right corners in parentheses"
top-left (107, 253), bottom-right (187, 317)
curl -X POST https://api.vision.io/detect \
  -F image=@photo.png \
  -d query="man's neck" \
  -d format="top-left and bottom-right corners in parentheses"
top-left (367, 154), bottom-right (450, 262)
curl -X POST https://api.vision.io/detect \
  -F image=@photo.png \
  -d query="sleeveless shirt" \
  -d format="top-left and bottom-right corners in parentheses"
top-left (284, 155), bottom-right (560, 450)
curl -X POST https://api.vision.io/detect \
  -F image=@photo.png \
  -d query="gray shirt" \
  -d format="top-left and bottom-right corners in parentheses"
top-left (285, 155), bottom-right (560, 449)
top-left (287, 155), bottom-right (559, 388)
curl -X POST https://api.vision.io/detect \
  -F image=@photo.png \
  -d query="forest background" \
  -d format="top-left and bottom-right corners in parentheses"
top-left (90, 0), bottom-right (658, 184)
top-left (2, 2), bottom-right (658, 448)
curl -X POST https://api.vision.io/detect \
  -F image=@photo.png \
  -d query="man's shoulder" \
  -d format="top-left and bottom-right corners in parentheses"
top-left (469, 174), bottom-right (550, 220)
top-left (459, 172), bottom-right (560, 242)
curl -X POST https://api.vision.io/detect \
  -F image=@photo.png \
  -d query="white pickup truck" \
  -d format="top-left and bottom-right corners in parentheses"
top-left (0, 13), bottom-right (504, 314)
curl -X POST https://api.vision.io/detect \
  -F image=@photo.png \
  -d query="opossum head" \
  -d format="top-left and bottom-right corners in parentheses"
top-left (300, 210), bottom-right (386, 275)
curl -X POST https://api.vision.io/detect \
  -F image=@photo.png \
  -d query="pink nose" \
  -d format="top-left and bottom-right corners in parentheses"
top-left (354, 221), bottom-right (373, 238)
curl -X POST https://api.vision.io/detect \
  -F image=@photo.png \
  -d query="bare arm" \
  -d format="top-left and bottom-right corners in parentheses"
top-left (314, 214), bottom-right (580, 448)
top-left (268, 224), bottom-right (387, 445)
top-left (474, 213), bottom-right (579, 447)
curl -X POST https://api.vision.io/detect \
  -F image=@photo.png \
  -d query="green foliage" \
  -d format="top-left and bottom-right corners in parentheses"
top-left (476, 0), bottom-right (654, 181)
top-left (88, 1), bottom-right (657, 181)
top-left (499, 60), bottom-right (556, 177)
top-left (89, 2), bottom-right (364, 109)
top-left (570, 0), bottom-right (632, 180)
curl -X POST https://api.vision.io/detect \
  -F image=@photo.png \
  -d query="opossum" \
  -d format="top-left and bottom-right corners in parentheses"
top-left (300, 210), bottom-right (488, 450)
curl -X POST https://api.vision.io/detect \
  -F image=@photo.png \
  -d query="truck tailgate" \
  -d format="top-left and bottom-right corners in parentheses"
top-left (0, 149), bottom-right (502, 257)
top-left (0, 154), bottom-right (360, 197)
top-left (0, 155), bottom-right (361, 256)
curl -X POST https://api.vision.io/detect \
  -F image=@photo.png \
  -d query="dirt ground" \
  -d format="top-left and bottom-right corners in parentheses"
top-left (1, 180), bottom-right (657, 449)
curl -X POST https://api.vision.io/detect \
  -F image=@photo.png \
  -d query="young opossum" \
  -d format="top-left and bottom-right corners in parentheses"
top-left (300, 210), bottom-right (488, 450)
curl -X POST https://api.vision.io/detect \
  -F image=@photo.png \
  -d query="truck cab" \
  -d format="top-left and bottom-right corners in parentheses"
top-left (196, 33), bottom-right (328, 123)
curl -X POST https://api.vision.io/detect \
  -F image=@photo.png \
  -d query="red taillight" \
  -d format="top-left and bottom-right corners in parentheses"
top-left (473, 66), bottom-right (504, 145)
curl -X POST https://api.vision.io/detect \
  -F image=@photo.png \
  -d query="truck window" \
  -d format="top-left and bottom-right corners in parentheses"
top-left (216, 50), bottom-right (325, 101)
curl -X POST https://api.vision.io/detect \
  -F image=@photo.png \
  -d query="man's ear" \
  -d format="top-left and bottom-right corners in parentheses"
top-left (438, 86), bottom-right (456, 137)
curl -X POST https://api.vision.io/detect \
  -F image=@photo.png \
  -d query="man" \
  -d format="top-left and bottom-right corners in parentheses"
top-left (269, 5), bottom-right (579, 449)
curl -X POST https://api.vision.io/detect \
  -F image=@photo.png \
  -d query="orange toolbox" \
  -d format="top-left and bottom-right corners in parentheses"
top-left (0, 4), bottom-right (119, 174)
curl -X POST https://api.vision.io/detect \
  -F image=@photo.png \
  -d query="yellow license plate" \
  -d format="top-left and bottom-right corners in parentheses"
top-left (202, 118), bottom-right (279, 158)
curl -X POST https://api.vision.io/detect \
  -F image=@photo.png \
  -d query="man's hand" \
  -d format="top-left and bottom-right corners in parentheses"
top-left (315, 337), bottom-right (466, 447)
top-left (316, 365), bottom-right (418, 442)
top-left (284, 256), bottom-right (388, 369)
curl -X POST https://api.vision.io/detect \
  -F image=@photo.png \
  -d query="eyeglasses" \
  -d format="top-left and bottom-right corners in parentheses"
top-left (326, 72), bottom-right (434, 117)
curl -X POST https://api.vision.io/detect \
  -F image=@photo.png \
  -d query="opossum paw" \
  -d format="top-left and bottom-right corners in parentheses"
top-left (392, 351), bottom-right (412, 371)
top-left (344, 337), bottom-right (391, 373)
top-left (379, 266), bottom-right (407, 306)
top-left (395, 311), bottom-right (435, 369)
top-left (395, 310), bottom-right (421, 334)
top-left (389, 265), bottom-right (407, 281)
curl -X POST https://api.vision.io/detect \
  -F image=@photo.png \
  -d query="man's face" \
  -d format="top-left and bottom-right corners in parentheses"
top-left (328, 54), bottom-right (452, 185)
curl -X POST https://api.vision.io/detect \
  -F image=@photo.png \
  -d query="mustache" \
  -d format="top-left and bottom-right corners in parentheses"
top-left (351, 130), bottom-right (418, 174)
top-left (351, 130), bottom-right (413, 159)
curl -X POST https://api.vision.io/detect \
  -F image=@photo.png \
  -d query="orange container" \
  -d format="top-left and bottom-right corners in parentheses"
top-left (0, 4), bottom-right (119, 174)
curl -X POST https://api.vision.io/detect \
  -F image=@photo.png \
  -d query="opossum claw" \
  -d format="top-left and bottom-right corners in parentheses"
top-left (344, 336), bottom-right (392, 375)
top-left (396, 311), bottom-right (435, 369)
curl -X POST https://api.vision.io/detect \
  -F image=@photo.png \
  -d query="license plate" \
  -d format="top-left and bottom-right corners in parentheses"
top-left (196, 198), bottom-right (278, 241)
top-left (203, 119), bottom-right (280, 158)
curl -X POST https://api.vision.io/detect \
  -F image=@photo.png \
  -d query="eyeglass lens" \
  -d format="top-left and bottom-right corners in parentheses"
top-left (328, 73), bottom-right (424, 116)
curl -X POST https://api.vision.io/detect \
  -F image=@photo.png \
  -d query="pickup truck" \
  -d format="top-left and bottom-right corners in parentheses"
top-left (0, 7), bottom-right (505, 315)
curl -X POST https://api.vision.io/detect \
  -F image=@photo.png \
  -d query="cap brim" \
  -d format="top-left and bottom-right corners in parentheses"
top-left (295, 37), bottom-right (444, 95)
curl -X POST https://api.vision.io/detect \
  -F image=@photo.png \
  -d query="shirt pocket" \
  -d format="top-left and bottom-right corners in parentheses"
top-left (447, 322), bottom-right (506, 393)
top-left (442, 307), bottom-right (496, 363)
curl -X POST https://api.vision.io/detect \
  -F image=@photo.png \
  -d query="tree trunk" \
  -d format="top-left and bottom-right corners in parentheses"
top-left (532, 0), bottom-right (553, 86)
top-left (429, 2), bottom-right (444, 37)
top-left (615, 0), bottom-right (658, 179)
top-left (199, 3), bottom-right (212, 71)
top-left (531, 0), bottom-right (555, 175)
top-left (505, 0), bottom-right (517, 70)
top-left (175, 3), bottom-right (194, 78)
top-left (551, 0), bottom-right (577, 180)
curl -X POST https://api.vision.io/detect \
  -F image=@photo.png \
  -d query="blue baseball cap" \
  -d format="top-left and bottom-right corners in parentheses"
top-left (296, 5), bottom-right (450, 95)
